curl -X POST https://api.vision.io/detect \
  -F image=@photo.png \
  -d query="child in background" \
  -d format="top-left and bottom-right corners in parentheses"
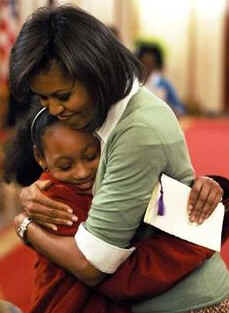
top-left (136, 43), bottom-right (186, 117)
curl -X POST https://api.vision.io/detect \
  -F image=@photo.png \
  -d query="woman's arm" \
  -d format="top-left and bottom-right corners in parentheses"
top-left (15, 208), bottom-right (225, 301)
top-left (15, 173), bottom-right (106, 287)
top-left (14, 175), bottom-right (226, 302)
top-left (98, 175), bottom-right (228, 301)
top-left (14, 175), bottom-right (226, 294)
top-left (17, 175), bottom-right (223, 283)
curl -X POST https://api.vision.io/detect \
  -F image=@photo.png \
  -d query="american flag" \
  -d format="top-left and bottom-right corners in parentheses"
top-left (0, 0), bottom-right (20, 101)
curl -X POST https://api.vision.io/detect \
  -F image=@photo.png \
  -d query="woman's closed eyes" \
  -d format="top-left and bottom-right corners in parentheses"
top-left (56, 93), bottom-right (71, 102)
top-left (85, 153), bottom-right (98, 162)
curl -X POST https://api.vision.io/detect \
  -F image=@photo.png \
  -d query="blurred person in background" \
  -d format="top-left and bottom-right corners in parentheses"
top-left (136, 43), bottom-right (186, 117)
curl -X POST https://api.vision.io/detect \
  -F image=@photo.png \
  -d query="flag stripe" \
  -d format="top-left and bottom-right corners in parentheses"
top-left (0, 0), bottom-right (20, 87)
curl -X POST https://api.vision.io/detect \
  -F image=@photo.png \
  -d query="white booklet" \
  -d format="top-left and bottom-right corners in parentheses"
top-left (144, 174), bottom-right (225, 251)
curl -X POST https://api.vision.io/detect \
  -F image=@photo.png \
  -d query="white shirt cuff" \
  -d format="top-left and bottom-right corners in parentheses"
top-left (74, 223), bottom-right (135, 274)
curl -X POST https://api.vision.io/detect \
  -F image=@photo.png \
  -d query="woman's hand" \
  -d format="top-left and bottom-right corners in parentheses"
top-left (20, 180), bottom-right (77, 230)
top-left (188, 176), bottom-right (223, 224)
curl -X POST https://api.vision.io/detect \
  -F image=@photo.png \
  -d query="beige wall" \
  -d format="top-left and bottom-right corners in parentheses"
top-left (20, 0), bottom-right (48, 23)
top-left (193, 0), bottom-right (226, 113)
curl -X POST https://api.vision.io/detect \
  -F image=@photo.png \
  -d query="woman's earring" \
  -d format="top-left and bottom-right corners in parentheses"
top-left (39, 162), bottom-right (47, 171)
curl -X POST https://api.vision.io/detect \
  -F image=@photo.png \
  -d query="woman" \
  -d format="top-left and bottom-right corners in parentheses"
top-left (10, 5), bottom-right (229, 312)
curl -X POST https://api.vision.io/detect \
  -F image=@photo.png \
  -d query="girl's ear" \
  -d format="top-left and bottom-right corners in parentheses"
top-left (33, 145), bottom-right (48, 171)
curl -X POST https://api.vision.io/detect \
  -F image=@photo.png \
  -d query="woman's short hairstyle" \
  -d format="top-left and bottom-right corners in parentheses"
top-left (10, 5), bottom-right (143, 131)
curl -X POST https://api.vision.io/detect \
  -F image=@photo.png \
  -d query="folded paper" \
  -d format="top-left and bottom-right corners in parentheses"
top-left (144, 174), bottom-right (224, 251)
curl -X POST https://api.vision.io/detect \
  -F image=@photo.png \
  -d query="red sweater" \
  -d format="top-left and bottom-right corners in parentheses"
top-left (30, 172), bottom-right (229, 313)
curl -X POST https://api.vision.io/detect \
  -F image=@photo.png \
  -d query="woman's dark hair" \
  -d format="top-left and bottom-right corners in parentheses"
top-left (10, 5), bottom-right (143, 131)
top-left (6, 92), bottom-right (32, 127)
top-left (136, 43), bottom-right (164, 70)
top-left (4, 104), bottom-right (59, 186)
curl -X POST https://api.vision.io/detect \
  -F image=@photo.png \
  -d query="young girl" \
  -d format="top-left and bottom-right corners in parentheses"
top-left (5, 105), bottom-right (229, 313)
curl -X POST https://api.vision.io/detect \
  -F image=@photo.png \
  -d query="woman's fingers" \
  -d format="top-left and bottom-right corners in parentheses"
top-left (189, 183), bottom-right (211, 223)
top-left (20, 182), bottom-right (72, 213)
top-left (35, 179), bottom-right (53, 191)
top-left (30, 212), bottom-right (77, 226)
top-left (26, 193), bottom-right (74, 215)
top-left (20, 180), bottom-right (78, 225)
top-left (188, 176), bottom-right (223, 224)
top-left (26, 205), bottom-right (78, 224)
top-left (34, 221), bottom-right (58, 231)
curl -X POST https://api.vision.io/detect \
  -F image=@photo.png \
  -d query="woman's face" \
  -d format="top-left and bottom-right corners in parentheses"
top-left (30, 62), bottom-right (95, 130)
top-left (39, 123), bottom-right (100, 194)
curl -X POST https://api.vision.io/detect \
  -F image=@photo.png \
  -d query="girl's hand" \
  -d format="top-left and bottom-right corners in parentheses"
top-left (188, 176), bottom-right (223, 224)
top-left (20, 180), bottom-right (77, 230)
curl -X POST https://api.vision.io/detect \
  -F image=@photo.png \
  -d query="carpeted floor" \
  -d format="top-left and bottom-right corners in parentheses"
top-left (0, 240), bottom-right (36, 313)
top-left (0, 225), bottom-right (37, 312)
top-left (0, 116), bottom-right (229, 313)
top-left (184, 117), bottom-right (229, 177)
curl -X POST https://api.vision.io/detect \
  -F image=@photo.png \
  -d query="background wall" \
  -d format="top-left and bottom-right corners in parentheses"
top-left (18, 0), bottom-right (227, 114)
top-left (193, 0), bottom-right (226, 113)
top-left (135, 0), bottom-right (226, 114)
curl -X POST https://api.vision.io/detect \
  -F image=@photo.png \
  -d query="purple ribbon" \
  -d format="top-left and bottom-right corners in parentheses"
top-left (157, 183), bottom-right (165, 216)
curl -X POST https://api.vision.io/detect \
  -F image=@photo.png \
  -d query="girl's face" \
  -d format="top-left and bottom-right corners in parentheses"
top-left (37, 123), bottom-right (100, 194)
top-left (30, 62), bottom-right (95, 130)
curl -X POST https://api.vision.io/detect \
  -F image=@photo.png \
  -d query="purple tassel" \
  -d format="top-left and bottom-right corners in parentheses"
top-left (157, 185), bottom-right (165, 216)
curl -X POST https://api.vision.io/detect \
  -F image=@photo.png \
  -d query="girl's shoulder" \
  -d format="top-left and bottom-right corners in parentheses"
top-left (39, 171), bottom-right (92, 215)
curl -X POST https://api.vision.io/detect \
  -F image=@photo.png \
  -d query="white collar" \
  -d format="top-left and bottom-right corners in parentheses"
top-left (96, 79), bottom-right (139, 146)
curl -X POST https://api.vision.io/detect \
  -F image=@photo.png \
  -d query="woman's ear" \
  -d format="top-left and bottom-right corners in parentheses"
top-left (33, 145), bottom-right (48, 171)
